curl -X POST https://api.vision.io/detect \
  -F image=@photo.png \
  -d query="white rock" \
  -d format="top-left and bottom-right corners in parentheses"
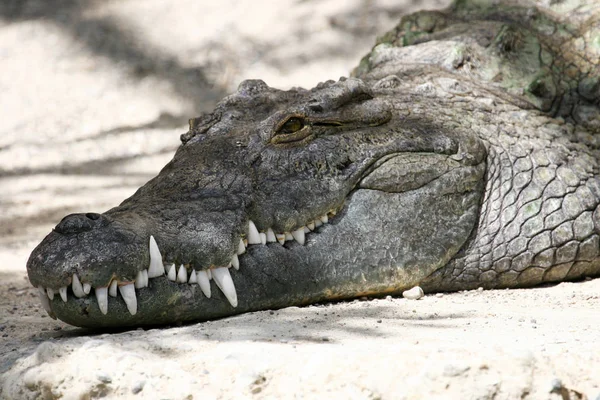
top-left (402, 286), bottom-right (424, 300)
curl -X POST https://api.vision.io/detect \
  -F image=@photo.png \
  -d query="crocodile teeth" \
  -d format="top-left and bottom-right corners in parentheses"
top-left (148, 235), bottom-right (164, 278)
top-left (135, 270), bottom-right (145, 289)
top-left (95, 287), bottom-right (108, 315)
top-left (177, 265), bottom-right (188, 283)
top-left (212, 267), bottom-right (238, 307)
top-left (167, 264), bottom-right (177, 281)
top-left (237, 238), bottom-right (246, 255)
top-left (303, 226), bottom-right (310, 233)
top-left (320, 215), bottom-right (328, 224)
top-left (72, 274), bottom-right (86, 298)
top-left (330, 209), bottom-right (337, 216)
top-left (109, 280), bottom-right (118, 297)
top-left (188, 269), bottom-right (198, 284)
top-left (247, 220), bottom-right (261, 244)
top-left (259, 232), bottom-right (267, 245)
top-left (276, 233), bottom-right (286, 245)
top-left (292, 228), bottom-right (305, 245)
top-left (59, 287), bottom-right (67, 302)
top-left (285, 232), bottom-right (293, 241)
top-left (314, 219), bottom-right (323, 228)
top-left (83, 283), bottom-right (91, 295)
top-left (307, 222), bottom-right (315, 231)
top-left (46, 288), bottom-right (54, 300)
top-left (196, 270), bottom-right (211, 298)
top-left (37, 287), bottom-right (56, 319)
top-left (231, 254), bottom-right (239, 270)
top-left (266, 228), bottom-right (277, 243)
top-left (118, 283), bottom-right (137, 315)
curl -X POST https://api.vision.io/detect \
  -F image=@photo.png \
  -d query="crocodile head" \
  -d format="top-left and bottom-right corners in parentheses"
top-left (27, 77), bottom-right (486, 328)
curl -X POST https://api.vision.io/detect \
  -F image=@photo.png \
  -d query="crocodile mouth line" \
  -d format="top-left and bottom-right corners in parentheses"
top-left (36, 209), bottom-right (340, 319)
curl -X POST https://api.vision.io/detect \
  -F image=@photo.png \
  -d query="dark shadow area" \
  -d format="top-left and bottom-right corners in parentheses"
top-left (0, 0), bottom-right (226, 118)
top-left (72, 112), bottom-right (187, 143)
top-left (0, 147), bottom-right (176, 178)
top-left (36, 303), bottom-right (468, 343)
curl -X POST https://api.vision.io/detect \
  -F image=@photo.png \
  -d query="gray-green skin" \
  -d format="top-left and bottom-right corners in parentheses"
top-left (27, 0), bottom-right (600, 328)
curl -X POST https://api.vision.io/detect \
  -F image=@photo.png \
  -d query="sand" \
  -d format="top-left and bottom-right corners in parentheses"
top-left (1, 1), bottom-right (598, 398)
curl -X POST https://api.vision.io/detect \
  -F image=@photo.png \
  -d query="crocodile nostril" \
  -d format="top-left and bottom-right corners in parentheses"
top-left (54, 213), bottom-right (102, 234)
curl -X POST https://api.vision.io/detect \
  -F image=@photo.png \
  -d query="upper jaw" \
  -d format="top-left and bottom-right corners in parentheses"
top-left (27, 199), bottom-right (342, 323)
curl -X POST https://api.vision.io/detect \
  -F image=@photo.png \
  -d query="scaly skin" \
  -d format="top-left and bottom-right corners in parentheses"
top-left (27, 0), bottom-right (600, 328)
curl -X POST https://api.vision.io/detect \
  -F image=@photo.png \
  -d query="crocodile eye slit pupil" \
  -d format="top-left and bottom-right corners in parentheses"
top-left (279, 117), bottom-right (304, 134)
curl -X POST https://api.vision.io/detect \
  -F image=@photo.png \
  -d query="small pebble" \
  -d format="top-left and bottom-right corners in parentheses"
top-left (402, 286), bottom-right (424, 300)
top-left (435, 293), bottom-right (444, 298)
top-left (549, 378), bottom-right (563, 393)
top-left (97, 372), bottom-right (112, 384)
top-left (132, 380), bottom-right (146, 394)
top-left (443, 364), bottom-right (470, 377)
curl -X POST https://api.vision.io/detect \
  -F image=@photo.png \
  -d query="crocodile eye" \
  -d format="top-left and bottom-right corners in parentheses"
top-left (278, 117), bottom-right (305, 134)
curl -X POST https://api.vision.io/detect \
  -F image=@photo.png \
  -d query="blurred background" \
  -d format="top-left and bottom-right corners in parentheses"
top-left (0, 0), bottom-right (449, 275)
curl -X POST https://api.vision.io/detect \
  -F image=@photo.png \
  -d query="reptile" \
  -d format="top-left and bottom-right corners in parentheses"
top-left (26, 0), bottom-right (600, 328)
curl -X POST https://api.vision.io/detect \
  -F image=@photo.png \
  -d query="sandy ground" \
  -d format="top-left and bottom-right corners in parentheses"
top-left (0, 0), bottom-right (599, 399)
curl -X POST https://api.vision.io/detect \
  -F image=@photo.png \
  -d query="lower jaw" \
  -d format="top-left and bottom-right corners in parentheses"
top-left (48, 247), bottom-right (412, 329)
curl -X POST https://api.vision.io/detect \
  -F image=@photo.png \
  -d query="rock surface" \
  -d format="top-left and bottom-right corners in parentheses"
top-left (0, 0), bottom-right (599, 398)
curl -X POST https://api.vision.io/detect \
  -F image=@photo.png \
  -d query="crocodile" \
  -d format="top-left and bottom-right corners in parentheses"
top-left (27, 0), bottom-right (600, 328)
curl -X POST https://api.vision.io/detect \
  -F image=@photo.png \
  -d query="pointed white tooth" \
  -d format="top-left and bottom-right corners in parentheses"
top-left (59, 286), bottom-right (68, 302)
top-left (142, 269), bottom-right (149, 287)
top-left (95, 287), bottom-right (108, 315)
top-left (46, 288), bottom-right (54, 300)
top-left (109, 280), bottom-right (118, 297)
top-left (83, 283), bottom-right (91, 295)
top-left (285, 232), bottom-right (293, 241)
top-left (72, 274), bottom-right (86, 298)
top-left (314, 219), bottom-right (323, 227)
top-left (320, 215), bottom-right (328, 223)
top-left (164, 263), bottom-right (171, 274)
top-left (276, 233), bottom-right (286, 245)
top-left (303, 226), bottom-right (310, 233)
top-left (307, 221), bottom-right (315, 231)
top-left (207, 269), bottom-right (212, 280)
top-left (167, 264), bottom-right (177, 281)
top-left (212, 267), bottom-right (238, 307)
top-left (188, 269), bottom-right (198, 283)
top-left (259, 232), bottom-right (267, 245)
top-left (177, 265), bottom-right (188, 283)
top-left (135, 270), bottom-right (145, 289)
top-left (148, 235), bottom-right (164, 278)
top-left (119, 283), bottom-right (137, 315)
top-left (196, 270), bottom-right (211, 298)
top-left (292, 228), bottom-right (305, 245)
top-left (330, 209), bottom-right (337, 216)
top-left (247, 220), bottom-right (262, 244)
top-left (266, 228), bottom-right (277, 243)
top-left (237, 238), bottom-right (246, 255)
top-left (231, 254), bottom-right (240, 270)
top-left (37, 287), bottom-right (56, 319)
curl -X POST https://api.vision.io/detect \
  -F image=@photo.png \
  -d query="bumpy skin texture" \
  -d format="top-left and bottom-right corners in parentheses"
top-left (27, 0), bottom-right (600, 327)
